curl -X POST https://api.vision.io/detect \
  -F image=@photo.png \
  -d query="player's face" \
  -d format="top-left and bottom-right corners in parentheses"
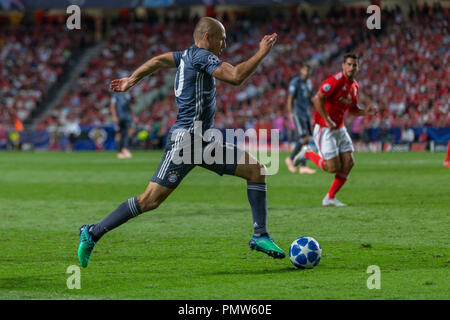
top-left (342, 58), bottom-right (359, 80)
top-left (209, 24), bottom-right (227, 57)
top-left (300, 66), bottom-right (311, 80)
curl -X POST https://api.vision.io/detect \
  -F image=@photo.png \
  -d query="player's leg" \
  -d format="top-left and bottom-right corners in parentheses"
top-left (298, 136), bottom-right (316, 174)
top-left (286, 113), bottom-right (304, 173)
top-left (323, 129), bottom-right (354, 206)
top-left (323, 151), bottom-right (353, 206)
top-left (294, 124), bottom-right (340, 173)
top-left (298, 118), bottom-right (316, 174)
top-left (444, 141), bottom-right (450, 167)
top-left (234, 152), bottom-right (285, 259)
top-left (78, 135), bottom-right (192, 267)
top-left (78, 182), bottom-right (174, 268)
top-left (120, 120), bottom-right (132, 158)
top-left (116, 120), bottom-right (126, 158)
top-left (200, 142), bottom-right (285, 259)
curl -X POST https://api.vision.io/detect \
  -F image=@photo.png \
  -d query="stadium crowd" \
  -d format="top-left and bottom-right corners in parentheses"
top-left (1, 4), bottom-right (448, 150)
top-left (0, 22), bottom-right (92, 129)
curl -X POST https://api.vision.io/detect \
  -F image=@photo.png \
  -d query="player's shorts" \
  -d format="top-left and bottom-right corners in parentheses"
top-left (151, 131), bottom-right (244, 189)
top-left (313, 124), bottom-right (354, 160)
top-left (117, 119), bottom-right (132, 133)
top-left (292, 113), bottom-right (312, 138)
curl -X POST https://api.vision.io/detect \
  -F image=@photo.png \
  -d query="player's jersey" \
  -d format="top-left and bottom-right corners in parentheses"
top-left (288, 76), bottom-right (312, 116)
top-left (314, 71), bottom-right (359, 128)
top-left (111, 92), bottom-right (132, 121)
top-left (171, 45), bottom-right (223, 135)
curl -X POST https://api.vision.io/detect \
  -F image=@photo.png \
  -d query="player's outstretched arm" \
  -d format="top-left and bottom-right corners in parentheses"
top-left (212, 33), bottom-right (278, 86)
top-left (110, 52), bottom-right (176, 92)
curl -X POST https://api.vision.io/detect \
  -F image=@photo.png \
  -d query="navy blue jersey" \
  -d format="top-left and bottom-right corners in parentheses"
top-left (288, 76), bottom-right (313, 116)
top-left (111, 92), bottom-right (131, 121)
top-left (171, 45), bottom-right (222, 135)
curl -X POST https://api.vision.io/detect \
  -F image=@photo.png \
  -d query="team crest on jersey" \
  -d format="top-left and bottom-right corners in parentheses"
top-left (334, 72), bottom-right (343, 80)
top-left (323, 84), bottom-right (331, 92)
top-left (168, 171), bottom-right (179, 183)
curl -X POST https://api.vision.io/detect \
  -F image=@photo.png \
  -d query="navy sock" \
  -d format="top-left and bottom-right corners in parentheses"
top-left (90, 197), bottom-right (142, 242)
top-left (247, 182), bottom-right (268, 237)
top-left (289, 141), bottom-right (304, 160)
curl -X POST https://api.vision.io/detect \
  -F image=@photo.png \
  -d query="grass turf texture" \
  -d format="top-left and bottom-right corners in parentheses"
top-left (0, 151), bottom-right (448, 300)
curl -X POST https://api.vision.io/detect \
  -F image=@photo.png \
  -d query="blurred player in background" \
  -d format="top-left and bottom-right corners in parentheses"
top-left (110, 91), bottom-right (134, 159)
top-left (285, 63), bottom-right (316, 174)
top-left (444, 141), bottom-right (450, 168)
top-left (294, 53), bottom-right (377, 206)
top-left (78, 17), bottom-right (286, 268)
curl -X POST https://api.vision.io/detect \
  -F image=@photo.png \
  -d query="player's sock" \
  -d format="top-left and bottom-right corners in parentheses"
top-left (89, 197), bottom-right (142, 242)
top-left (305, 151), bottom-right (324, 170)
top-left (289, 141), bottom-right (303, 160)
top-left (327, 173), bottom-right (348, 199)
top-left (247, 182), bottom-right (268, 237)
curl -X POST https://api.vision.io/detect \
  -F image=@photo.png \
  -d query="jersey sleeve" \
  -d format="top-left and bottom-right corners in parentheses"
top-left (288, 78), bottom-right (297, 95)
top-left (172, 51), bottom-right (183, 68)
top-left (193, 50), bottom-right (223, 75)
top-left (319, 75), bottom-right (338, 98)
top-left (110, 95), bottom-right (117, 104)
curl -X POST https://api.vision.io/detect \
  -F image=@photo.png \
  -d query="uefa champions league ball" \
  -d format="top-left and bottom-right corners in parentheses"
top-left (289, 237), bottom-right (322, 269)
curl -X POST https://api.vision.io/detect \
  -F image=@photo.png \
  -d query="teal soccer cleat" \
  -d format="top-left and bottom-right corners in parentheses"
top-left (78, 224), bottom-right (96, 268)
top-left (249, 236), bottom-right (286, 259)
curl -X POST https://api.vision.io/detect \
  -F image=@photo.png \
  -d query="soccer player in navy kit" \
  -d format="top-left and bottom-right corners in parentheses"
top-left (285, 64), bottom-right (316, 174)
top-left (78, 17), bottom-right (285, 267)
top-left (110, 92), bottom-right (133, 159)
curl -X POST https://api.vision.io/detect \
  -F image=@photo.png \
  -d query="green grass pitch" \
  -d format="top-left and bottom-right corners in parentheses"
top-left (0, 151), bottom-right (448, 300)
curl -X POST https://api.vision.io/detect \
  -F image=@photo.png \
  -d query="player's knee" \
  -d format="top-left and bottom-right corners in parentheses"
top-left (324, 161), bottom-right (340, 173)
top-left (248, 162), bottom-right (266, 183)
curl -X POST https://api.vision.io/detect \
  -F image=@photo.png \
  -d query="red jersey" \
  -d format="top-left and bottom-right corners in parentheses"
top-left (314, 71), bottom-right (360, 128)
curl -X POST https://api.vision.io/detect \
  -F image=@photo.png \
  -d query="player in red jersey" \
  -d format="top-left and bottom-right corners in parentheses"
top-left (294, 53), bottom-right (377, 206)
top-left (444, 142), bottom-right (450, 168)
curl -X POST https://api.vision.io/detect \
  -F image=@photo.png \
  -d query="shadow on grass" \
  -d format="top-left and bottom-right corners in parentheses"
top-left (203, 266), bottom-right (297, 276)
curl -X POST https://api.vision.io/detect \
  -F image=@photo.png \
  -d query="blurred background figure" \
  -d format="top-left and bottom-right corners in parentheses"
top-left (110, 90), bottom-right (134, 159)
top-left (63, 113), bottom-right (81, 152)
top-left (285, 63), bottom-right (316, 174)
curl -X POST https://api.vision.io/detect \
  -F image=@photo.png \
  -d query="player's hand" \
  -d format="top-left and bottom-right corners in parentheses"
top-left (110, 78), bottom-right (132, 92)
top-left (366, 105), bottom-right (378, 116)
top-left (325, 118), bottom-right (337, 130)
top-left (259, 33), bottom-right (278, 56)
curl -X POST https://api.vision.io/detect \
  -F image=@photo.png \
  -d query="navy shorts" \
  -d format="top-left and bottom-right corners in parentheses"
top-left (151, 132), bottom-right (244, 189)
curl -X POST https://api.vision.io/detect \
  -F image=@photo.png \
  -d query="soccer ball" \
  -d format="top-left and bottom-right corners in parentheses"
top-left (289, 236), bottom-right (322, 269)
